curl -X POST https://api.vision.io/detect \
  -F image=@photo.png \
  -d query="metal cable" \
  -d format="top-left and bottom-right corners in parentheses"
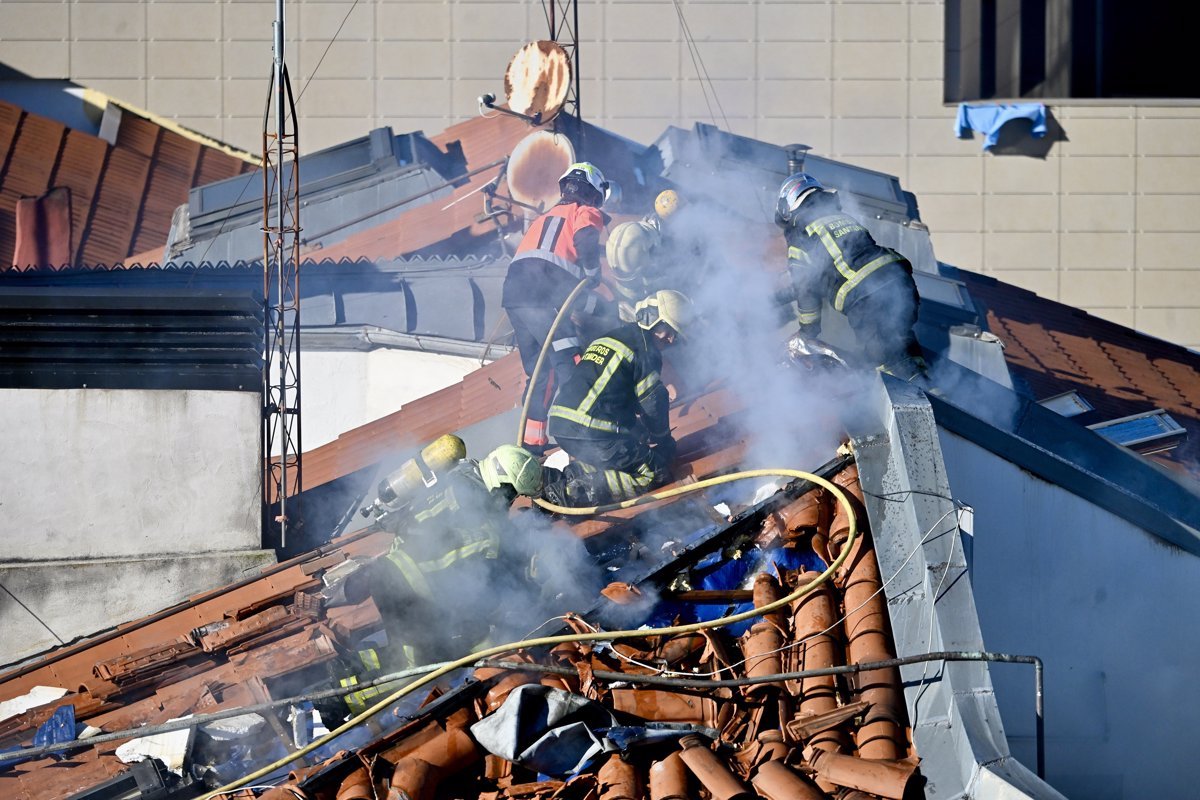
top-left (0, 660), bottom-right (458, 763)
top-left (479, 650), bottom-right (1046, 779)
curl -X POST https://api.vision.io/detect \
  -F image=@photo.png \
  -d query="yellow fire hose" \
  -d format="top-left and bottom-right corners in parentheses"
top-left (201, 468), bottom-right (857, 798)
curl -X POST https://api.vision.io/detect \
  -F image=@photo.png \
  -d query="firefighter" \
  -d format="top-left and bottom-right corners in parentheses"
top-left (606, 218), bottom-right (663, 309)
top-left (347, 442), bottom-right (545, 671)
top-left (774, 173), bottom-right (926, 380)
top-left (543, 290), bottom-right (694, 507)
top-left (503, 162), bottom-right (611, 453)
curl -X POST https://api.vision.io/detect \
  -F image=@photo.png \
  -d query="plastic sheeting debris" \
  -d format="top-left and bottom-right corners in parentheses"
top-left (470, 684), bottom-right (617, 777)
top-left (116, 716), bottom-right (193, 775)
top-left (0, 685), bottom-right (67, 723)
top-left (33, 705), bottom-right (76, 750)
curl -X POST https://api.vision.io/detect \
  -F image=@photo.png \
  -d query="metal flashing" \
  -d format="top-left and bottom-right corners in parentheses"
top-left (927, 360), bottom-right (1200, 554)
top-left (851, 376), bottom-right (1063, 799)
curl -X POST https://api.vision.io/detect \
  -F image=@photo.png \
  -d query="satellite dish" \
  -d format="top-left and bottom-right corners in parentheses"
top-left (508, 130), bottom-right (576, 211)
top-left (504, 41), bottom-right (572, 124)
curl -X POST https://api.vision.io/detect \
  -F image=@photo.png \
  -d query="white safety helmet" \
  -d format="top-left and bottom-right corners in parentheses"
top-left (775, 172), bottom-right (825, 227)
top-left (606, 220), bottom-right (661, 278)
top-left (559, 162), bottom-right (609, 208)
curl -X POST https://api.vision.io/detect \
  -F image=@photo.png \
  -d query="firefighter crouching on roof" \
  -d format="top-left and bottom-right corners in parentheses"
top-left (503, 162), bottom-right (612, 454)
top-left (774, 173), bottom-right (926, 381)
top-left (340, 438), bottom-right (544, 709)
top-left (542, 290), bottom-right (694, 507)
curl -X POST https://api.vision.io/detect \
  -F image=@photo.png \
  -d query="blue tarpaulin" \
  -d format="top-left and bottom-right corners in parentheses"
top-left (955, 103), bottom-right (1047, 150)
top-left (34, 705), bottom-right (76, 749)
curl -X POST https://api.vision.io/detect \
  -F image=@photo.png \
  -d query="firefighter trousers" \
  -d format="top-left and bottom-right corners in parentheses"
top-left (506, 304), bottom-right (583, 447)
top-left (549, 433), bottom-right (672, 506)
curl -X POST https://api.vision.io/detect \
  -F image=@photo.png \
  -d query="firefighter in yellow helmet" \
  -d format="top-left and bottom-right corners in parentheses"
top-left (544, 290), bottom-right (694, 507)
top-left (347, 440), bottom-right (545, 673)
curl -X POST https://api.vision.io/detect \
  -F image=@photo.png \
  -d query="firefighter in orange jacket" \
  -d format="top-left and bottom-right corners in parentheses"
top-left (503, 162), bottom-right (611, 453)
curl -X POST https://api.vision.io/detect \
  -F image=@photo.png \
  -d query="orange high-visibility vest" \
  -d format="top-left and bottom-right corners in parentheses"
top-left (511, 203), bottom-right (604, 279)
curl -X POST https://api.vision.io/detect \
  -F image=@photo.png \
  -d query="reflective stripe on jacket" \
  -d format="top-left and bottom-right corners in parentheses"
top-left (385, 461), bottom-right (502, 600)
top-left (504, 202), bottom-right (605, 309)
top-left (548, 323), bottom-right (667, 440)
top-left (785, 208), bottom-right (907, 324)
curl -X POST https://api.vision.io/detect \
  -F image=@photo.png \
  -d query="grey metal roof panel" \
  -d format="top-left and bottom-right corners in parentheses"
top-left (852, 377), bottom-right (1066, 799)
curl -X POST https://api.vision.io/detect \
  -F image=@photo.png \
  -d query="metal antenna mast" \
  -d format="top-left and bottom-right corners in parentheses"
top-left (544, 0), bottom-right (582, 120)
top-left (262, 0), bottom-right (302, 548)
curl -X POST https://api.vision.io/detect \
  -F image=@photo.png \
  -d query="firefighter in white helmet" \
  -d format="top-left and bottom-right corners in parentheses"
top-left (502, 162), bottom-right (612, 454)
top-left (775, 172), bottom-right (925, 379)
top-left (544, 290), bottom-right (694, 506)
top-left (606, 219), bottom-right (663, 306)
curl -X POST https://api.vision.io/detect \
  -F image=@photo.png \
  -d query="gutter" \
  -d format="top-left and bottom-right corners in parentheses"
top-left (295, 326), bottom-right (513, 360)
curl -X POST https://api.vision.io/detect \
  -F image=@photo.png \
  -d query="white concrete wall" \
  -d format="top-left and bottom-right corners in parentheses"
top-left (296, 348), bottom-right (481, 451)
top-left (3, 0), bottom-right (1197, 346)
top-left (1, 549), bottom-right (275, 666)
top-left (937, 428), bottom-right (1200, 800)
top-left (0, 388), bottom-right (261, 559)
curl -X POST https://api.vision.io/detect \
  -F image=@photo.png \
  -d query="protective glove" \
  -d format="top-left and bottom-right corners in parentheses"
top-left (650, 433), bottom-right (677, 466)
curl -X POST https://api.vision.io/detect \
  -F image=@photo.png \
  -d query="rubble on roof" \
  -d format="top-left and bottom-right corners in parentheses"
top-left (0, 437), bottom-right (924, 799)
top-left (211, 462), bottom-right (918, 800)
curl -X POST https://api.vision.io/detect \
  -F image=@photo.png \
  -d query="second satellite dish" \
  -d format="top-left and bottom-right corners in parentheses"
top-left (504, 41), bottom-right (572, 124)
top-left (507, 130), bottom-right (576, 211)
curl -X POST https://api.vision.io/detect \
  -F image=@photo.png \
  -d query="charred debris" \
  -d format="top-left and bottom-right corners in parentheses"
top-left (0, 445), bottom-right (930, 800)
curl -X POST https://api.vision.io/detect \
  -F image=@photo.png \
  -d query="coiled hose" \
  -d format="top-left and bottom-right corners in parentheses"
top-left (201, 468), bottom-right (858, 799)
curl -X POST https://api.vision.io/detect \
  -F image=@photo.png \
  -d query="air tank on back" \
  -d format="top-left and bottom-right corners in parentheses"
top-left (361, 434), bottom-right (467, 518)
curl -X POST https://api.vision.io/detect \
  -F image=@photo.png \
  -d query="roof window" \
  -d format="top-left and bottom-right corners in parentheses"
top-left (1088, 410), bottom-right (1187, 455)
top-left (1038, 391), bottom-right (1093, 418)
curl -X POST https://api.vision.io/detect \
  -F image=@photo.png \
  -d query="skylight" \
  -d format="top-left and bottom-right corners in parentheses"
top-left (1039, 391), bottom-right (1093, 418)
top-left (1088, 410), bottom-right (1187, 454)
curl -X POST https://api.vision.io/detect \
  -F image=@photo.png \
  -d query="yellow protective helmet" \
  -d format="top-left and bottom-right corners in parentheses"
top-left (479, 444), bottom-right (543, 496)
top-left (634, 289), bottom-right (695, 340)
top-left (654, 189), bottom-right (682, 220)
top-left (606, 220), bottom-right (661, 279)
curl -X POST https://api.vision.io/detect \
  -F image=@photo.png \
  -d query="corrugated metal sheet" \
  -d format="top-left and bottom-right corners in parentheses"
top-left (0, 99), bottom-right (253, 269)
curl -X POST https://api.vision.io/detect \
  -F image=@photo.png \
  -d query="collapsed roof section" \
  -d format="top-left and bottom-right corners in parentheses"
top-left (0, 368), bottom-right (1061, 799)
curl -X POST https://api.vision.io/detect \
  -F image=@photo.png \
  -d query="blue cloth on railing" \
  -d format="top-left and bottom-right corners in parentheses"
top-left (955, 103), bottom-right (1047, 149)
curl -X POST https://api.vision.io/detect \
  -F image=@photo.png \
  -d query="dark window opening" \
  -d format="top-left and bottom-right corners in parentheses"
top-left (946, 0), bottom-right (1200, 102)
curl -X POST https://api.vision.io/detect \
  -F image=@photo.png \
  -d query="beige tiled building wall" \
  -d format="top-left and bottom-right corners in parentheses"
top-left (2, 0), bottom-right (1199, 347)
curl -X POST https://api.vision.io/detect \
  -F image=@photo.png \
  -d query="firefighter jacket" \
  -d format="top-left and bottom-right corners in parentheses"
top-left (783, 195), bottom-right (911, 333)
top-left (548, 323), bottom-right (670, 444)
top-left (503, 201), bottom-right (606, 309)
top-left (384, 459), bottom-right (511, 602)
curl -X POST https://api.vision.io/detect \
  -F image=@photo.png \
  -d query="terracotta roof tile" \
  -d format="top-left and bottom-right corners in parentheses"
top-left (0, 98), bottom-right (256, 269)
top-left (52, 131), bottom-right (110, 257)
top-left (958, 268), bottom-right (1200, 475)
top-left (79, 147), bottom-right (151, 264)
top-left (113, 112), bottom-right (160, 158)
